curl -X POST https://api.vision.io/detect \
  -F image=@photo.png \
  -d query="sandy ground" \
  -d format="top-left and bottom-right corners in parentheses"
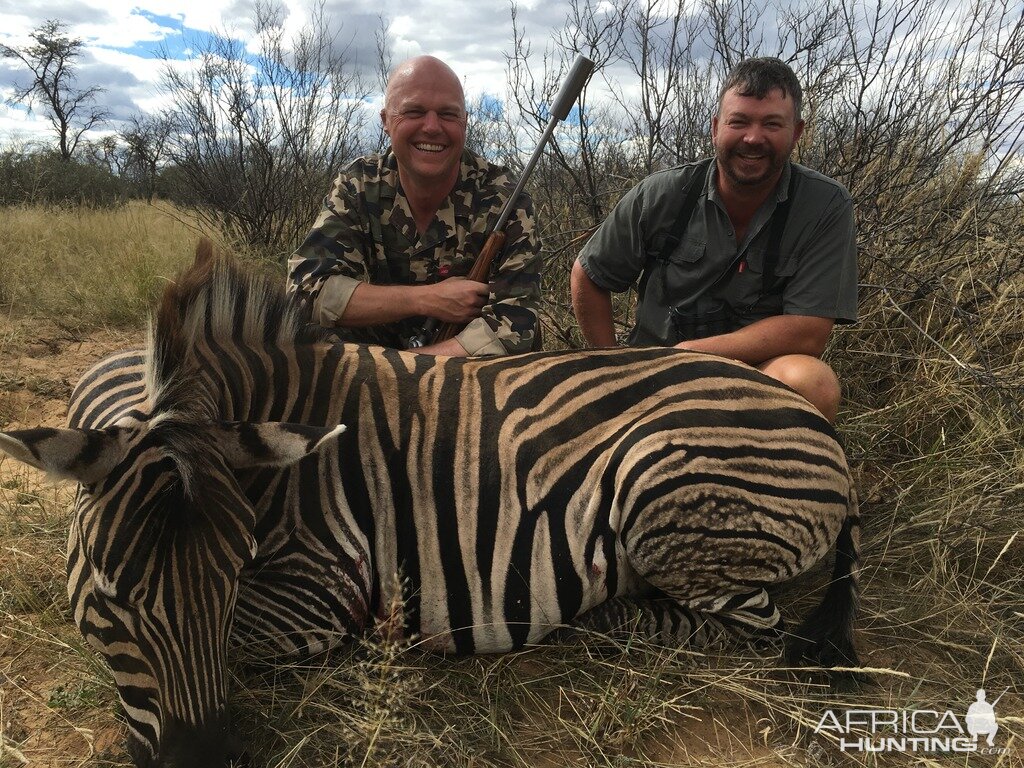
top-left (0, 317), bottom-right (140, 767)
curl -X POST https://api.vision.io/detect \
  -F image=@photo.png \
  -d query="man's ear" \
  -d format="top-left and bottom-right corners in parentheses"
top-left (210, 422), bottom-right (346, 469)
top-left (0, 426), bottom-right (134, 484)
top-left (793, 118), bottom-right (806, 144)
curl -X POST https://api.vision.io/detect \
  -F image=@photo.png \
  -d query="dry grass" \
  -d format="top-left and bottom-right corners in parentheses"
top-left (1, 200), bottom-right (1023, 767)
top-left (0, 200), bottom-right (225, 330)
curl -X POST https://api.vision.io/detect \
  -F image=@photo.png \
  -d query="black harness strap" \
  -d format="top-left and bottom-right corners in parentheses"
top-left (647, 159), bottom-right (798, 300)
top-left (661, 158), bottom-right (714, 258)
top-left (638, 158), bottom-right (713, 300)
top-left (760, 167), bottom-right (798, 295)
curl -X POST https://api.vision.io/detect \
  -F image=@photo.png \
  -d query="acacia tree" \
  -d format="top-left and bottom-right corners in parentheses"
top-left (120, 113), bottom-right (174, 203)
top-left (1, 19), bottom-right (110, 160)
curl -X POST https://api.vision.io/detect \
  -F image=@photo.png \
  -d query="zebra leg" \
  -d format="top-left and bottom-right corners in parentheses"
top-left (562, 590), bottom-right (784, 649)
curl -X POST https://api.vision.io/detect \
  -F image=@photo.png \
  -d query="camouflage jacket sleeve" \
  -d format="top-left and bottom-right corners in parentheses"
top-left (286, 167), bottom-right (374, 328)
top-left (456, 190), bottom-right (542, 356)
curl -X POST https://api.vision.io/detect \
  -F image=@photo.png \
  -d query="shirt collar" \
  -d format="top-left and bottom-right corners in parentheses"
top-left (379, 148), bottom-right (474, 245)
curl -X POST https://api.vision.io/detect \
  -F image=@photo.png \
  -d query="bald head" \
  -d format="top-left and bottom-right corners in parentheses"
top-left (380, 55), bottom-right (469, 194)
top-left (384, 55), bottom-right (465, 113)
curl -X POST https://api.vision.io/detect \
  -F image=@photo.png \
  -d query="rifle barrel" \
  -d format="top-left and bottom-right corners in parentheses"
top-left (490, 55), bottom-right (596, 237)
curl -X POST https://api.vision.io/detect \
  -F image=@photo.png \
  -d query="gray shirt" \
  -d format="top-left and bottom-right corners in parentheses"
top-left (579, 160), bottom-right (858, 345)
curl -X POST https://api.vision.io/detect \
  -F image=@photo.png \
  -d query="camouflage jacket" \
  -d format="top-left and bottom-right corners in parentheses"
top-left (287, 149), bottom-right (542, 355)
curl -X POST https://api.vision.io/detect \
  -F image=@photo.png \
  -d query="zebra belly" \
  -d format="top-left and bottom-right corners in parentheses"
top-left (382, 506), bottom-right (646, 655)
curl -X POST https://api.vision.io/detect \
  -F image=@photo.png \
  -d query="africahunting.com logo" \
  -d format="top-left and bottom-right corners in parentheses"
top-left (814, 688), bottom-right (1009, 754)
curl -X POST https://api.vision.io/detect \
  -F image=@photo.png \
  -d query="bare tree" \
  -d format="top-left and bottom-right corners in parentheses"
top-left (158, 0), bottom-right (373, 255)
top-left (507, 0), bottom-right (633, 226)
top-left (701, 0), bottom-right (770, 71)
top-left (465, 93), bottom-right (521, 169)
top-left (805, 0), bottom-right (1024, 268)
top-left (80, 135), bottom-right (125, 176)
top-left (615, 0), bottom-right (718, 172)
top-left (373, 15), bottom-right (393, 154)
top-left (1, 19), bottom-right (110, 160)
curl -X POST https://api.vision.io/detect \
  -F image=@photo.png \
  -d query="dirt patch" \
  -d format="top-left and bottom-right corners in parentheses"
top-left (1, 316), bottom-right (139, 767)
top-left (0, 317), bottom-right (141, 431)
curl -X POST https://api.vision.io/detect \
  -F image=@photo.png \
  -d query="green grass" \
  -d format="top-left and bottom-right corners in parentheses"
top-left (0, 201), bottom-right (222, 330)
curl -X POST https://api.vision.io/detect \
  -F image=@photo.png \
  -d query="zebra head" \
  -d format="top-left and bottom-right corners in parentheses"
top-left (1, 243), bottom-right (353, 764)
top-left (0, 418), bottom-right (344, 766)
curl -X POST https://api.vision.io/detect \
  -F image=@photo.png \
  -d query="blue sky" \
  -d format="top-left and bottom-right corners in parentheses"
top-left (0, 0), bottom-right (579, 146)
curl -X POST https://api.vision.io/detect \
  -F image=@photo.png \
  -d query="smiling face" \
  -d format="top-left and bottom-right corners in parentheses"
top-left (712, 86), bottom-right (805, 192)
top-left (380, 56), bottom-right (467, 194)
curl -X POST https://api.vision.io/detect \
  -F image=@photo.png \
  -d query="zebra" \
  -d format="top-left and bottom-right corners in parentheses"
top-left (0, 242), bottom-right (860, 767)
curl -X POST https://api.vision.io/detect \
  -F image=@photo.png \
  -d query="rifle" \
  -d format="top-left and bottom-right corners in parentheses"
top-left (406, 53), bottom-right (596, 348)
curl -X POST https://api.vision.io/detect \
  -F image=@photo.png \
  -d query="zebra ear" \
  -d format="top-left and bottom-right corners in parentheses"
top-left (211, 422), bottom-right (346, 469)
top-left (0, 427), bottom-right (133, 484)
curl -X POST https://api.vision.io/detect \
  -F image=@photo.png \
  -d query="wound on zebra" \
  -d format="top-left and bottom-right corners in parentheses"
top-left (0, 240), bottom-right (862, 768)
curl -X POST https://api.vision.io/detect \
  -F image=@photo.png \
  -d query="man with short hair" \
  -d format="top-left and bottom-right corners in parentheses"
top-left (571, 57), bottom-right (857, 421)
top-left (289, 55), bottom-right (541, 356)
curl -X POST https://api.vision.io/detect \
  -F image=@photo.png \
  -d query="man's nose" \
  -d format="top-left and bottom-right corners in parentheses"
top-left (742, 127), bottom-right (765, 144)
top-left (421, 110), bottom-right (442, 132)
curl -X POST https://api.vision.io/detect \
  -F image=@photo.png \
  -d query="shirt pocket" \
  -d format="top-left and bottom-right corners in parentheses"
top-left (646, 233), bottom-right (707, 297)
top-left (724, 249), bottom-right (798, 315)
top-left (646, 231), bottom-right (705, 265)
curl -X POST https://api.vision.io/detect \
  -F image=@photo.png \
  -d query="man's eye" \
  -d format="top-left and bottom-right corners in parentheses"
top-left (403, 110), bottom-right (425, 118)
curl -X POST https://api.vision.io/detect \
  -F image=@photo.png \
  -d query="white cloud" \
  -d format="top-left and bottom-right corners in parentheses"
top-left (0, 102), bottom-right (54, 148)
top-left (0, 0), bottom-right (572, 146)
top-left (77, 10), bottom-right (178, 49)
top-left (88, 47), bottom-right (164, 87)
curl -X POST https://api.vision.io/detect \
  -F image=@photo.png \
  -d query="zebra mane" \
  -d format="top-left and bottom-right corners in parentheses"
top-left (147, 239), bottom-right (332, 409)
top-left (143, 240), bottom-right (333, 485)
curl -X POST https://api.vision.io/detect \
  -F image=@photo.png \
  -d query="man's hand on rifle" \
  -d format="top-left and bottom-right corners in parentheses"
top-left (422, 277), bottom-right (489, 323)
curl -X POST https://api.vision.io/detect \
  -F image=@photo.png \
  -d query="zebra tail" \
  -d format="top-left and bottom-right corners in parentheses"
top-left (784, 484), bottom-right (861, 671)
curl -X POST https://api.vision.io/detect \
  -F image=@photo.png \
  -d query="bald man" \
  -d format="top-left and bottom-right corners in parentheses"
top-left (288, 55), bottom-right (542, 356)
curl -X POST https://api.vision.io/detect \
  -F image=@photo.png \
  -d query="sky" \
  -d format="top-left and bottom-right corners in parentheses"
top-left (3, 0), bottom-right (1021, 164)
top-left (0, 0), bottom-right (584, 148)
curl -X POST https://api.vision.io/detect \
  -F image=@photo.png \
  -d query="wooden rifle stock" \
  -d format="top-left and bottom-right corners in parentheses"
top-left (431, 230), bottom-right (507, 343)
